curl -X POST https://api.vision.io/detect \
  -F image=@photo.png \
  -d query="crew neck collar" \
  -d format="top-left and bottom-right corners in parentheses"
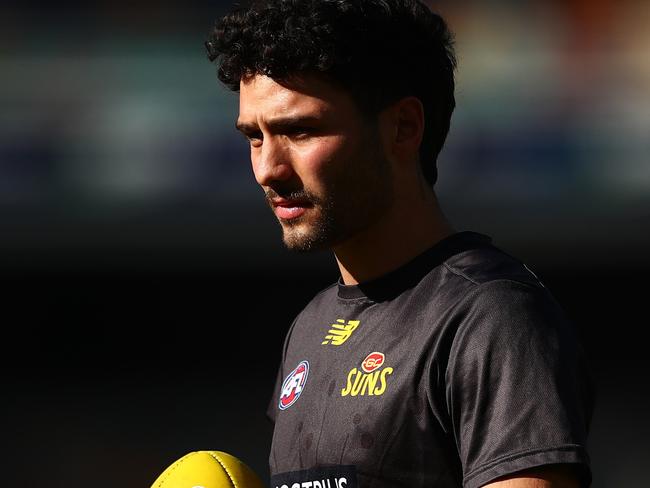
top-left (336, 231), bottom-right (492, 301)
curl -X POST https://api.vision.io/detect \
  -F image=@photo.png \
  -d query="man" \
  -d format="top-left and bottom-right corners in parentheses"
top-left (206, 1), bottom-right (594, 487)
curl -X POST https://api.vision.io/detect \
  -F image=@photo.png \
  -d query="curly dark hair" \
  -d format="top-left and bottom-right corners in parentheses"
top-left (205, 0), bottom-right (457, 186)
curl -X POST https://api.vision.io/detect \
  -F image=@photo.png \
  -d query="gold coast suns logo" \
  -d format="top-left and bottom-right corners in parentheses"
top-left (341, 352), bottom-right (393, 397)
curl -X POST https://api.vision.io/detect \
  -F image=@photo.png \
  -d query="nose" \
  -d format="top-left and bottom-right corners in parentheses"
top-left (252, 136), bottom-right (293, 187)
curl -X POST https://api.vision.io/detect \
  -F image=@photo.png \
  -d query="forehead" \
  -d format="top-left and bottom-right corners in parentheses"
top-left (238, 74), bottom-right (359, 123)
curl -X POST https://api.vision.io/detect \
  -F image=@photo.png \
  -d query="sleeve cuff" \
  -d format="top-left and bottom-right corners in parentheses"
top-left (464, 445), bottom-right (592, 488)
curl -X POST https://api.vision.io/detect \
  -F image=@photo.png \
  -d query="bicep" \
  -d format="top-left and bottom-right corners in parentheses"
top-left (482, 464), bottom-right (582, 487)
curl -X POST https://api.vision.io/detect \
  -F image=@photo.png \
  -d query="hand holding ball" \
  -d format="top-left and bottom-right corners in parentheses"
top-left (151, 451), bottom-right (265, 488)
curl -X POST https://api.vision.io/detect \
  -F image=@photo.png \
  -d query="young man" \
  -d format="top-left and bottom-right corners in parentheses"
top-left (206, 1), bottom-right (594, 487)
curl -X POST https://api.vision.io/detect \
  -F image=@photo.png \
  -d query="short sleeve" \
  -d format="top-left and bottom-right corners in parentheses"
top-left (266, 315), bottom-right (301, 424)
top-left (267, 365), bottom-right (283, 424)
top-left (445, 280), bottom-right (595, 488)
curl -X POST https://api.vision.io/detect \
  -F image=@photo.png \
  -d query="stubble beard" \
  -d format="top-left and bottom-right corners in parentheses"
top-left (261, 120), bottom-right (395, 252)
top-left (263, 188), bottom-right (338, 252)
top-left (266, 153), bottom-right (394, 253)
top-left (280, 196), bottom-right (337, 252)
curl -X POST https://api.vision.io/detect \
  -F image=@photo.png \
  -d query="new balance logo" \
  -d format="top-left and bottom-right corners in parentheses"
top-left (321, 319), bottom-right (360, 346)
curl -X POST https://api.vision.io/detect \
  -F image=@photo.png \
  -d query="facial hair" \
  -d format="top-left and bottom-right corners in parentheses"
top-left (264, 131), bottom-right (394, 253)
top-left (264, 186), bottom-right (337, 252)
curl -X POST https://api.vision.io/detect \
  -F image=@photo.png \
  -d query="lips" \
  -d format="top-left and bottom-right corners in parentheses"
top-left (271, 197), bottom-right (311, 220)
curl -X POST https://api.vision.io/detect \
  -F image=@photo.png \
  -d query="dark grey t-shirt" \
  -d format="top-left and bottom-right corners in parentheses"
top-left (268, 232), bottom-right (594, 488)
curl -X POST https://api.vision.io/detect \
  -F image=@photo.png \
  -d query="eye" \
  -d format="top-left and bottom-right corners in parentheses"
top-left (287, 127), bottom-right (313, 140)
top-left (244, 131), bottom-right (263, 148)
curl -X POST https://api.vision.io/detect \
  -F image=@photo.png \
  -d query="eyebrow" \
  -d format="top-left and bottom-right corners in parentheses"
top-left (235, 115), bottom-right (321, 134)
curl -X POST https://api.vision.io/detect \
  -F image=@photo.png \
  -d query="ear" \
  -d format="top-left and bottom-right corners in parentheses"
top-left (379, 96), bottom-right (424, 165)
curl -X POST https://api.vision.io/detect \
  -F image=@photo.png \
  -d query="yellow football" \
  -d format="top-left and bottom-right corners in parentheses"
top-left (150, 450), bottom-right (266, 488)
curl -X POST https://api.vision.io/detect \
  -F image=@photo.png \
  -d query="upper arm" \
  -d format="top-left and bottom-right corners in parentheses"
top-left (445, 280), bottom-right (594, 487)
top-left (482, 464), bottom-right (582, 487)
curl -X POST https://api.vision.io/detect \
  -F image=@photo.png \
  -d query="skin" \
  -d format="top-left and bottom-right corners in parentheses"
top-left (237, 73), bottom-right (581, 488)
top-left (237, 73), bottom-right (453, 284)
top-left (237, 73), bottom-right (395, 258)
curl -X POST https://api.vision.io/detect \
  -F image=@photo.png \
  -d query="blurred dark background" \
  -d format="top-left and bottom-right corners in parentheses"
top-left (1, 1), bottom-right (648, 487)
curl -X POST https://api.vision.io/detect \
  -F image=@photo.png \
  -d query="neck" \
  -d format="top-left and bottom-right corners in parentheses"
top-left (334, 187), bottom-right (454, 286)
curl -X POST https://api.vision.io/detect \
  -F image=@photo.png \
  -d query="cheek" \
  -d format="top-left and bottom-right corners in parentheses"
top-left (292, 135), bottom-right (358, 182)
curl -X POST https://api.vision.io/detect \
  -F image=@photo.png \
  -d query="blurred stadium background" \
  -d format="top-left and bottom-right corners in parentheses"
top-left (1, 0), bottom-right (647, 486)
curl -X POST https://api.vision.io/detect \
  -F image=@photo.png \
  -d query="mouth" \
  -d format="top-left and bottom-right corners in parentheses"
top-left (270, 197), bottom-right (313, 221)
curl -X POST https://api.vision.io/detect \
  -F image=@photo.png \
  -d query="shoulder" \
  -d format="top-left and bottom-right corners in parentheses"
top-left (448, 278), bottom-right (575, 361)
top-left (442, 240), bottom-right (545, 289)
top-left (435, 237), bottom-right (570, 323)
top-left (432, 243), bottom-right (581, 363)
top-left (424, 239), bottom-right (562, 326)
top-left (297, 281), bottom-right (339, 314)
top-left (283, 281), bottom-right (340, 341)
top-left (441, 251), bottom-right (592, 409)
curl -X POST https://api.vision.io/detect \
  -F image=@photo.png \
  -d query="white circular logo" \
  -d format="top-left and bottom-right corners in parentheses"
top-left (279, 360), bottom-right (310, 410)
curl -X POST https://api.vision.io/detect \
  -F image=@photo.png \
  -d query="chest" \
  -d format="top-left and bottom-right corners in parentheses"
top-left (271, 304), bottom-right (452, 479)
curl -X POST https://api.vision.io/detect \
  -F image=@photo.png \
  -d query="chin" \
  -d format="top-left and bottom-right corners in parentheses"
top-left (283, 234), bottom-right (323, 253)
top-left (278, 208), bottom-right (342, 252)
top-left (282, 225), bottom-right (334, 253)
